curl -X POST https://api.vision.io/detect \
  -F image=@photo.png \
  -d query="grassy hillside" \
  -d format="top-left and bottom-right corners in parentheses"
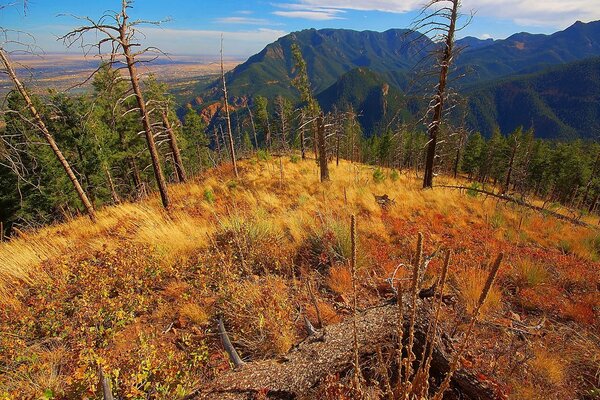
top-left (1, 157), bottom-right (599, 399)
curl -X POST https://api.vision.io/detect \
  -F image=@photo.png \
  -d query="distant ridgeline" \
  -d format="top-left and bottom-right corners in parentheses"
top-left (196, 20), bottom-right (600, 140)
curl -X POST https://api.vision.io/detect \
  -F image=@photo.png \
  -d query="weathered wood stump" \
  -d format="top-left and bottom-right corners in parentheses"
top-left (191, 299), bottom-right (503, 400)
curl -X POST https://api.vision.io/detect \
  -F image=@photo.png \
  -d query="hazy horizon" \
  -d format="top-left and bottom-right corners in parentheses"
top-left (0, 1), bottom-right (598, 57)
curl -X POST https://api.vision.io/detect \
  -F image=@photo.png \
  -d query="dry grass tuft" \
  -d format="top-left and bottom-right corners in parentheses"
top-left (530, 347), bottom-right (566, 386)
top-left (180, 303), bottom-right (210, 326)
top-left (327, 265), bottom-right (353, 296)
top-left (454, 267), bottom-right (503, 316)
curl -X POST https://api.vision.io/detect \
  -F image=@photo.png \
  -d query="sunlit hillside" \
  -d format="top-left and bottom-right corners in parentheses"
top-left (1, 156), bottom-right (598, 399)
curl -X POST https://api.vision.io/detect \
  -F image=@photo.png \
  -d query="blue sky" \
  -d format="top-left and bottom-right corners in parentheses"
top-left (1, 0), bottom-right (598, 57)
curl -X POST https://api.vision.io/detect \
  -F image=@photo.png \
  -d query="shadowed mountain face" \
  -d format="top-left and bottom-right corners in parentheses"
top-left (316, 67), bottom-right (413, 136)
top-left (456, 20), bottom-right (600, 81)
top-left (466, 57), bottom-right (600, 139)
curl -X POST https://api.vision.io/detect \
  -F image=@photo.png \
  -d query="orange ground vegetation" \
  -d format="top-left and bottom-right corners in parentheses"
top-left (0, 156), bottom-right (598, 399)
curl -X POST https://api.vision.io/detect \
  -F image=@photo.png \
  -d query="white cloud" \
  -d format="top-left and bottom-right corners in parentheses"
top-left (480, 33), bottom-right (492, 39)
top-left (214, 17), bottom-right (270, 25)
top-left (279, 0), bottom-right (600, 27)
top-left (273, 10), bottom-right (344, 20)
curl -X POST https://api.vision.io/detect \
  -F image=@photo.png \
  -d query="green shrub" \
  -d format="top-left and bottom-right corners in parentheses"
top-left (257, 149), bottom-right (271, 161)
top-left (290, 154), bottom-right (300, 163)
top-left (390, 169), bottom-right (400, 182)
top-left (203, 188), bottom-right (215, 204)
top-left (227, 180), bottom-right (238, 190)
top-left (557, 239), bottom-right (572, 254)
top-left (467, 182), bottom-right (481, 197)
top-left (490, 212), bottom-right (504, 229)
top-left (373, 168), bottom-right (385, 183)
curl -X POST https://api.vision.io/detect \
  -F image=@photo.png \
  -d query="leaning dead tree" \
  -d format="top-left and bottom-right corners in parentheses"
top-left (418, 0), bottom-right (463, 189)
top-left (61, 0), bottom-right (171, 208)
top-left (220, 35), bottom-right (238, 178)
top-left (0, 48), bottom-right (98, 222)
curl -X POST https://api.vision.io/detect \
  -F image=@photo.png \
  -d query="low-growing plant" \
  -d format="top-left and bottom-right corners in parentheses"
top-left (466, 182), bottom-right (481, 197)
top-left (390, 169), bottom-right (400, 182)
top-left (513, 258), bottom-right (548, 287)
top-left (327, 265), bottom-right (353, 295)
top-left (490, 211), bottom-right (504, 229)
top-left (226, 180), bottom-right (238, 190)
top-left (203, 188), bottom-right (215, 204)
top-left (558, 239), bottom-right (572, 254)
top-left (373, 168), bottom-right (385, 183)
top-left (256, 149), bottom-right (270, 161)
top-left (222, 275), bottom-right (296, 357)
top-left (290, 154), bottom-right (300, 163)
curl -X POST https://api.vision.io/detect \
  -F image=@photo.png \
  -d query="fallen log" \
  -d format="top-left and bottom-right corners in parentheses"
top-left (191, 300), bottom-right (502, 400)
top-left (436, 185), bottom-right (592, 228)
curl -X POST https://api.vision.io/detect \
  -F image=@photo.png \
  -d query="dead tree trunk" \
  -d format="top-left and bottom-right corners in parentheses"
top-left (161, 111), bottom-right (187, 183)
top-left (103, 164), bottom-right (120, 204)
top-left (317, 114), bottom-right (329, 182)
top-left (118, 15), bottom-right (170, 208)
top-left (423, 0), bottom-right (460, 189)
top-left (0, 49), bottom-right (97, 222)
top-left (504, 142), bottom-right (518, 194)
top-left (220, 36), bottom-right (239, 178)
top-left (246, 104), bottom-right (258, 150)
top-left (300, 112), bottom-right (306, 160)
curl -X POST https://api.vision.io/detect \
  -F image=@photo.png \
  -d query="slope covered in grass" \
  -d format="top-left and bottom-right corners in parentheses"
top-left (0, 157), bottom-right (598, 399)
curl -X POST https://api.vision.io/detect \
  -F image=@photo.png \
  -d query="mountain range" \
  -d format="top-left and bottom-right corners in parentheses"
top-left (198, 20), bottom-right (600, 139)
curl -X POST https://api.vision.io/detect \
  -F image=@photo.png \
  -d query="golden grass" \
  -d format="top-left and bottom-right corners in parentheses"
top-left (530, 347), bottom-right (566, 386)
top-left (512, 257), bottom-right (549, 288)
top-left (327, 265), bottom-right (353, 296)
top-left (0, 154), bottom-right (598, 399)
top-left (179, 303), bottom-right (210, 326)
top-left (453, 267), bottom-right (503, 316)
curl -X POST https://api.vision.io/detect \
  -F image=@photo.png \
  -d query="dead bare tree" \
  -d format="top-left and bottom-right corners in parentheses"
top-left (417, 0), bottom-right (463, 189)
top-left (161, 110), bottom-right (187, 183)
top-left (246, 103), bottom-right (258, 150)
top-left (220, 35), bottom-right (239, 178)
top-left (0, 48), bottom-right (98, 222)
top-left (60, 0), bottom-right (171, 208)
top-left (316, 113), bottom-right (329, 182)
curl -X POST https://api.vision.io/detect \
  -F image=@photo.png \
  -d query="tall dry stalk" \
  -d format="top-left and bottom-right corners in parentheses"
top-left (412, 249), bottom-right (451, 397)
top-left (350, 214), bottom-right (362, 392)
top-left (402, 232), bottom-right (423, 393)
top-left (431, 253), bottom-right (504, 400)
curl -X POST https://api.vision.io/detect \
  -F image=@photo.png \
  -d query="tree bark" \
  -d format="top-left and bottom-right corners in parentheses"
top-left (220, 36), bottom-right (239, 178)
top-left (423, 0), bottom-right (459, 189)
top-left (246, 104), bottom-right (258, 150)
top-left (119, 12), bottom-right (170, 209)
top-left (103, 164), bottom-right (120, 204)
top-left (162, 111), bottom-right (187, 183)
top-left (0, 48), bottom-right (97, 222)
top-left (504, 143), bottom-right (518, 194)
top-left (317, 114), bottom-right (329, 182)
top-left (300, 114), bottom-right (306, 160)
